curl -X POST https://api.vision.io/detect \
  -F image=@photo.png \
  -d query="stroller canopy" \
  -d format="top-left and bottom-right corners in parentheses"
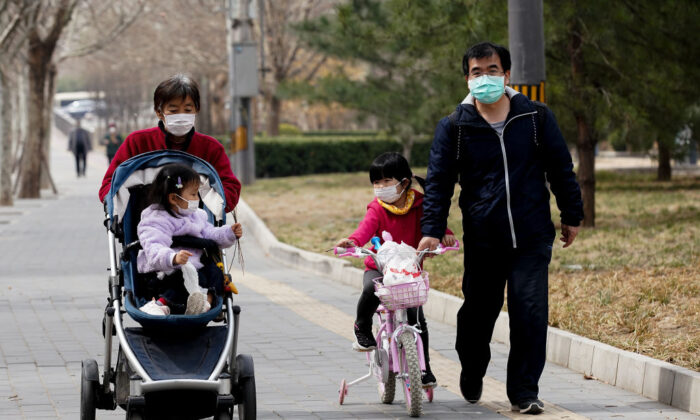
top-left (105, 150), bottom-right (227, 223)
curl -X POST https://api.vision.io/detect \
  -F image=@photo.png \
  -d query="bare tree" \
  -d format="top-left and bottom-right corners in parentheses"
top-left (15, 0), bottom-right (78, 198)
top-left (0, 0), bottom-right (31, 205)
top-left (259, 0), bottom-right (331, 135)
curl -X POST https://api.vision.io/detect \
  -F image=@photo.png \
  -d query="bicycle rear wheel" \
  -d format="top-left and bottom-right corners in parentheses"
top-left (398, 330), bottom-right (422, 417)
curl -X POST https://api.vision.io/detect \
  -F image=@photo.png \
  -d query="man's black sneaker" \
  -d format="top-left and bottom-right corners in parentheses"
top-left (459, 371), bottom-right (482, 404)
top-left (352, 325), bottom-right (377, 351)
top-left (512, 399), bottom-right (544, 414)
top-left (421, 369), bottom-right (437, 388)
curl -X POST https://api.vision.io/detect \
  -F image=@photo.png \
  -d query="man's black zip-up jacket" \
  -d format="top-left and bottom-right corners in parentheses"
top-left (421, 89), bottom-right (584, 249)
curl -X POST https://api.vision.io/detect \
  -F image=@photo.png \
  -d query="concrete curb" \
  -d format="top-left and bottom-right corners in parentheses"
top-left (237, 198), bottom-right (700, 415)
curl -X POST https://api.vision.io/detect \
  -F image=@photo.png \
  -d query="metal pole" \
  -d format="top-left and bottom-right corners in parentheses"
top-left (508, 0), bottom-right (546, 102)
top-left (227, 0), bottom-right (258, 185)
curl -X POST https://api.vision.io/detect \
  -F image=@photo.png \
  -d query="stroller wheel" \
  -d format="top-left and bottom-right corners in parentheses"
top-left (80, 359), bottom-right (98, 420)
top-left (236, 376), bottom-right (256, 419)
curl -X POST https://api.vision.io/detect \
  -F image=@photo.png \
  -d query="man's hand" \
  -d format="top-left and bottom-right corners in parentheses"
top-left (173, 250), bottom-right (193, 265)
top-left (231, 223), bottom-right (243, 238)
top-left (560, 224), bottom-right (579, 248)
top-left (417, 236), bottom-right (441, 258)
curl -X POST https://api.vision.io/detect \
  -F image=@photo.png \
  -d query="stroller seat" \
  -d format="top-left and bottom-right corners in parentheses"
top-left (120, 184), bottom-right (225, 330)
top-left (124, 326), bottom-right (228, 380)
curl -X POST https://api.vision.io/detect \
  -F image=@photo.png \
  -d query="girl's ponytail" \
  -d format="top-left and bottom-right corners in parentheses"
top-left (413, 175), bottom-right (426, 192)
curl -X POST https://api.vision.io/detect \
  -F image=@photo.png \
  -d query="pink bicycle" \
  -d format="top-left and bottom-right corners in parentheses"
top-left (334, 240), bottom-right (459, 417)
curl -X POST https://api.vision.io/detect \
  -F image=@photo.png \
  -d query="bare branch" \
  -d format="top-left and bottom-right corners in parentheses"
top-left (57, 0), bottom-right (146, 62)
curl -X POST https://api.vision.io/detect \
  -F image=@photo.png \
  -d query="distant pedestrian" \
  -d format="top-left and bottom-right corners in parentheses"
top-left (68, 119), bottom-right (92, 177)
top-left (102, 122), bottom-right (123, 163)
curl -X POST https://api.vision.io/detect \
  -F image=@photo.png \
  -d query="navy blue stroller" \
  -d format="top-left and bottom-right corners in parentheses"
top-left (82, 150), bottom-right (256, 419)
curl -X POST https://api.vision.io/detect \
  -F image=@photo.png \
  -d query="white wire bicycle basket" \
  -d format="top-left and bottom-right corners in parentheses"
top-left (373, 273), bottom-right (430, 311)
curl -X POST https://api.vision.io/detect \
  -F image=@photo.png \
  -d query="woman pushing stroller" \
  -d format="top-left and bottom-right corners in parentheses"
top-left (137, 163), bottom-right (242, 316)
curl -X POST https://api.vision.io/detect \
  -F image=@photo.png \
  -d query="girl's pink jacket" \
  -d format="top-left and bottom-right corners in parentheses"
top-left (348, 190), bottom-right (453, 271)
top-left (137, 205), bottom-right (237, 275)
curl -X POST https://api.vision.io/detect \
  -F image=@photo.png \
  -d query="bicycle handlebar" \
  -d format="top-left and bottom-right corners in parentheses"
top-left (334, 240), bottom-right (460, 258)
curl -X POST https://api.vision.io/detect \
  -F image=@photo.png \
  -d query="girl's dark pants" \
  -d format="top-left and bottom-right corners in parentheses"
top-left (149, 263), bottom-right (224, 314)
top-left (355, 269), bottom-right (431, 367)
top-left (456, 241), bottom-right (552, 404)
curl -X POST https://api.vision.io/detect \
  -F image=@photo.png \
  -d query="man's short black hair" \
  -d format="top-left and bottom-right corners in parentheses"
top-left (462, 42), bottom-right (511, 75)
top-left (153, 74), bottom-right (201, 112)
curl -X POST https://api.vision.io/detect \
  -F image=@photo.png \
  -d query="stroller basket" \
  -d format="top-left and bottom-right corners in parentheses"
top-left (374, 275), bottom-right (430, 311)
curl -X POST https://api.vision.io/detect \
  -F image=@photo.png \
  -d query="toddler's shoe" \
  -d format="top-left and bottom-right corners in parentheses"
top-left (352, 324), bottom-right (377, 351)
top-left (185, 292), bottom-right (210, 315)
top-left (139, 299), bottom-right (170, 316)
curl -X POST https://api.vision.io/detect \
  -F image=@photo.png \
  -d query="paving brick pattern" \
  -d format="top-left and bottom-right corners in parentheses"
top-left (0, 129), bottom-right (696, 419)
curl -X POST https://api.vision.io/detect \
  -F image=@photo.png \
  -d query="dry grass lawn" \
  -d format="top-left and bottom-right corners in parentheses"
top-left (243, 170), bottom-right (700, 371)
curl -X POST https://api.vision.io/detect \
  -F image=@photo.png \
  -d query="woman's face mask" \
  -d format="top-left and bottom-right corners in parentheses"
top-left (164, 113), bottom-right (196, 137)
top-left (374, 178), bottom-right (406, 203)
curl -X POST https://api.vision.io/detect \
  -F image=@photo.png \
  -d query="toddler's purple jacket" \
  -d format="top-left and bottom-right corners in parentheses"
top-left (137, 204), bottom-right (237, 275)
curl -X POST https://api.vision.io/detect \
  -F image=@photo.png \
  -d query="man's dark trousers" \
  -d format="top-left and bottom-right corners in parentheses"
top-left (455, 240), bottom-right (552, 404)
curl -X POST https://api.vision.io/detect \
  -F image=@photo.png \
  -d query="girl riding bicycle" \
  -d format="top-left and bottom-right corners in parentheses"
top-left (335, 152), bottom-right (455, 387)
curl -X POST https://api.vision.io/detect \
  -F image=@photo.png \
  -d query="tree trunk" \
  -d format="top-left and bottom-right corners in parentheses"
top-left (41, 64), bottom-right (57, 190)
top-left (266, 95), bottom-right (281, 136)
top-left (0, 71), bottom-right (14, 206)
top-left (401, 135), bottom-right (415, 164)
top-left (575, 116), bottom-right (595, 227)
top-left (18, 44), bottom-right (49, 199)
top-left (657, 138), bottom-right (672, 181)
top-left (569, 17), bottom-right (596, 227)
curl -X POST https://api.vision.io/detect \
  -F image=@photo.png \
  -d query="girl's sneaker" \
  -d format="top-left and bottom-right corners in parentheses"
top-left (139, 299), bottom-right (170, 316)
top-left (422, 368), bottom-right (437, 388)
top-left (352, 324), bottom-right (377, 351)
top-left (185, 292), bottom-right (211, 315)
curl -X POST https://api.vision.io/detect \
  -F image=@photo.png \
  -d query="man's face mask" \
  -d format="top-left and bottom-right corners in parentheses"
top-left (468, 74), bottom-right (506, 104)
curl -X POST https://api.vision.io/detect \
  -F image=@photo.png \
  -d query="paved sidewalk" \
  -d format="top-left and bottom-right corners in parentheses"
top-left (0, 127), bottom-right (697, 419)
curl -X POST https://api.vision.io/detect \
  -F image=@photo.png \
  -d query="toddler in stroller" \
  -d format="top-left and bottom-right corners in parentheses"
top-left (136, 163), bottom-right (242, 316)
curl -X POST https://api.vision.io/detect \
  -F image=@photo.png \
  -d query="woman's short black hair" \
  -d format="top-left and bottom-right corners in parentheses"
top-left (153, 74), bottom-right (201, 112)
top-left (462, 41), bottom-right (511, 75)
top-left (369, 152), bottom-right (426, 191)
top-left (149, 163), bottom-right (201, 217)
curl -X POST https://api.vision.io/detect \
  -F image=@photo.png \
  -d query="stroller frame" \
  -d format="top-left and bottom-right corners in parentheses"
top-left (82, 151), bottom-right (255, 420)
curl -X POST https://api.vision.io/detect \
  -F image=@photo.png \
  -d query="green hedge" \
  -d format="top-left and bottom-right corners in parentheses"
top-left (216, 135), bottom-right (431, 178)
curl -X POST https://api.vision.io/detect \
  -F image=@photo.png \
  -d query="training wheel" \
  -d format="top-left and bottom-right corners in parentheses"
top-left (338, 379), bottom-right (348, 405)
top-left (425, 386), bottom-right (434, 402)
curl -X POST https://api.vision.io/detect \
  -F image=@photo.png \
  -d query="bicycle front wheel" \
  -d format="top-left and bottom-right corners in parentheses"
top-left (398, 330), bottom-right (423, 417)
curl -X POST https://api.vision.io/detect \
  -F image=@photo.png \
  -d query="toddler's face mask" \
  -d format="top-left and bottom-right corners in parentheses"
top-left (176, 194), bottom-right (199, 215)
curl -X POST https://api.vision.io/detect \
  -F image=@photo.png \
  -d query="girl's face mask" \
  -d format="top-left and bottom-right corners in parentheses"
top-left (374, 178), bottom-right (406, 203)
top-left (175, 194), bottom-right (199, 215)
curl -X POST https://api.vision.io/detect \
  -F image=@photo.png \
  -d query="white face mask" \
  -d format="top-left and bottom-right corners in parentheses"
top-left (176, 194), bottom-right (199, 215)
top-left (164, 113), bottom-right (195, 136)
top-left (109, 127), bottom-right (116, 134)
top-left (374, 179), bottom-right (406, 203)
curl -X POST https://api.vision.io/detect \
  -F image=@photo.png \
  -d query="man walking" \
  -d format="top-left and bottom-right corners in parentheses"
top-left (418, 42), bottom-right (583, 414)
top-left (68, 119), bottom-right (92, 177)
